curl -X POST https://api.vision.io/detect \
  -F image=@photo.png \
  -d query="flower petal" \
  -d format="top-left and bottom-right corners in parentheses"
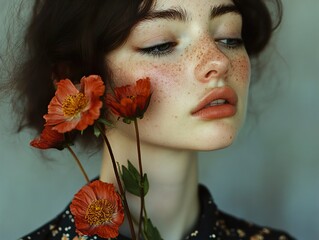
top-left (96, 224), bottom-right (119, 238)
top-left (55, 79), bottom-right (79, 102)
top-left (75, 100), bottom-right (103, 131)
top-left (105, 78), bottom-right (152, 121)
top-left (30, 126), bottom-right (65, 150)
top-left (136, 77), bottom-right (151, 96)
top-left (82, 75), bottom-right (105, 99)
top-left (44, 75), bottom-right (105, 133)
top-left (52, 118), bottom-right (80, 133)
top-left (70, 180), bottom-right (124, 238)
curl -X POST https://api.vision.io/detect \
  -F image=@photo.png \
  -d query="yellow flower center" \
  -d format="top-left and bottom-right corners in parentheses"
top-left (62, 93), bottom-right (88, 117)
top-left (85, 199), bottom-right (115, 225)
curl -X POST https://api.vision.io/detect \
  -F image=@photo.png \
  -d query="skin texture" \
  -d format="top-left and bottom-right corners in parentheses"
top-left (106, 0), bottom-right (250, 151)
top-left (101, 0), bottom-right (251, 239)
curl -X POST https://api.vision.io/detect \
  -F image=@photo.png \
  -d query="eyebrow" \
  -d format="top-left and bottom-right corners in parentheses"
top-left (143, 4), bottom-right (240, 22)
top-left (210, 4), bottom-right (240, 19)
top-left (144, 6), bottom-right (188, 21)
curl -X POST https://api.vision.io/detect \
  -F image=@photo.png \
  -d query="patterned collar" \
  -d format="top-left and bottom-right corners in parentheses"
top-left (20, 185), bottom-right (295, 240)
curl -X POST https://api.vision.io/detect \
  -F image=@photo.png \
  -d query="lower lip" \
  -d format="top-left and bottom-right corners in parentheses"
top-left (192, 104), bottom-right (237, 120)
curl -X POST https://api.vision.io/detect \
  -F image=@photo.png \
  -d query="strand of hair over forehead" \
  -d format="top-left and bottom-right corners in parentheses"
top-left (137, 0), bottom-right (155, 15)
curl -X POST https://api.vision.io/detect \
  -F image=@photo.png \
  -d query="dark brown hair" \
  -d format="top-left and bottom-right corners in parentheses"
top-left (2, 0), bottom-right (282, 144)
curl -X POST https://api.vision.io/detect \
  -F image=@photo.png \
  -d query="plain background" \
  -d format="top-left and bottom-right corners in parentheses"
top-left (0, 0), bottom-right (318, 239)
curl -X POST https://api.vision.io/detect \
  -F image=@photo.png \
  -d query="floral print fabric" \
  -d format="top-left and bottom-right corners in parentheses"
top-left (19, 185), bottom-right (295, 240)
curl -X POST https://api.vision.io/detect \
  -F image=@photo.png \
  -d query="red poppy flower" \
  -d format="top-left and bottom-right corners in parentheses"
top-left (106, 78), bottom-right (152, 123)
top-left (30, 125), bottom-right (65, 150)
top-left (44, 75), bottom-right (105, 133)
top-left (70, 180), bottom-right (124, 238)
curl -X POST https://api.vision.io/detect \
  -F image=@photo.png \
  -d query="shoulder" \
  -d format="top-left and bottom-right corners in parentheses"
top-left (196, 185), bottom-right (296, 240)
top-left (215, 210), bottom-right (296, 240)
top-left (18, 207), bottom-right (77, 240)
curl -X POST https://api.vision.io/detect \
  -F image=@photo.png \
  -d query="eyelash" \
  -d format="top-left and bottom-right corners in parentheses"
top-left (216, 38), bottom-right (244, 49)
top-left (139, 38), bottom-right (244, 57)
top-left (139, 42), bottom-right (177, 57)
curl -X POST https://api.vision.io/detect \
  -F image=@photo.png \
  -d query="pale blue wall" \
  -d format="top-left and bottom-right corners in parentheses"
top-left (1, 0), bottom-right (318, 239)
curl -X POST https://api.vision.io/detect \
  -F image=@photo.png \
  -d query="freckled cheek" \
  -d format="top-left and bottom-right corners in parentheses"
top-left (231, 55), bottom-right (251, 87)
top-left (127, 61), bottom-right (186, 101)
top-left (112, 60), bottom-right (184, 83)
top-left (109, 58), bottom-right (189, 115)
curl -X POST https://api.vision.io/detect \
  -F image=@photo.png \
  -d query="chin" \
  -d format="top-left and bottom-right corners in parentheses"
top-left (190, 123), bottom-right (239, 151)
top-left (197, 135), bottom-right (236, 151)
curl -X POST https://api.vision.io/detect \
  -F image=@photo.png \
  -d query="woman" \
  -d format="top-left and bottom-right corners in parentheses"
top-left (6, 0), bottom-right (295, 239)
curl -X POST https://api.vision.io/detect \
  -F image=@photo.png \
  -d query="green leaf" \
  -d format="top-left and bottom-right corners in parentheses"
top-left (123, 118), bottom-right (132, 124)
top-left (142, 173), bottom-right (149, 196)
top-left (93, 124), bottom-right (101, 138)
top-left (121, 161), bottom-right (149, 197)
top-left (128, 160), bottom-right (140, 178)
top-left (121, 164), bottom-right (140, 196)
top-left (97, 118), bottom-right (114, 127)
top-left (143, 218), bottom-right (163, 240)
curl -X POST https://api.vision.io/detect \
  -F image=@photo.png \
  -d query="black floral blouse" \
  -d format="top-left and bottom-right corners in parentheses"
top-left (19, 185), bottom-right (295, 240)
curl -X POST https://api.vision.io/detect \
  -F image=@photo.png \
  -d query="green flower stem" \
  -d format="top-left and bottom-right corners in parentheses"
top-left (97, 123), bottom-right (137, 240)
top-left (143, 206), bottom-right (148, 223)
top-left (143, 206), bottom-right (148, 237)
top-left (134, 119), bottom-right (145, 240)
top-left (66, 145), bottom-right (90, 184)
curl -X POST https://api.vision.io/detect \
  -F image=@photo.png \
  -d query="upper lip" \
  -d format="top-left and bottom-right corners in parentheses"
top-left (191, 86), bottom-right (238, 114)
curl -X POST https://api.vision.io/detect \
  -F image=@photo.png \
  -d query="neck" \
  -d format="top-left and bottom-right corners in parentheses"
top-left (100, 129), bottom-right (200, 240)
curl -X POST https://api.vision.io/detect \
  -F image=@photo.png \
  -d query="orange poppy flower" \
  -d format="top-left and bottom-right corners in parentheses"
top-left (106, 78), bottom-right (152, 123)
top-left (44, 75), bottom-right (105, 133)
top-left (70, 180), bottom-right (124, 238)
top-left (30, 125), bottom-right (65, 150)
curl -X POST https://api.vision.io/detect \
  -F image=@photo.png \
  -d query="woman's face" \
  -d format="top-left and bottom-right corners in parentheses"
top-left (106, 0), bottom-right (251, 151)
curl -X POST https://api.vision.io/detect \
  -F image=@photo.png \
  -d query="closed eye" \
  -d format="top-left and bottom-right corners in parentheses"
top-left (139, 42), bottom-right (177, 57)
top-left (216, 38), bottom-right (244, 49)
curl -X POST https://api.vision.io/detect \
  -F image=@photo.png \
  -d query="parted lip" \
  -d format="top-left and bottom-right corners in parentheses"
top-left (191, 86), bottom-right (238, 114)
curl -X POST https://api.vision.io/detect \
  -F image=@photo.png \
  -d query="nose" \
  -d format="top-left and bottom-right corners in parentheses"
top-left (194, 42), bottom-right (230, 83)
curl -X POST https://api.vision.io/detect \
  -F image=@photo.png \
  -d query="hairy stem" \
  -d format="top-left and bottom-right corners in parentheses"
top-left (66, 145), bottom-right (90, 184)
top-left (97, 123), bottom-right (137, 240)
top-left (134, 119), bottom-right (145, 239)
